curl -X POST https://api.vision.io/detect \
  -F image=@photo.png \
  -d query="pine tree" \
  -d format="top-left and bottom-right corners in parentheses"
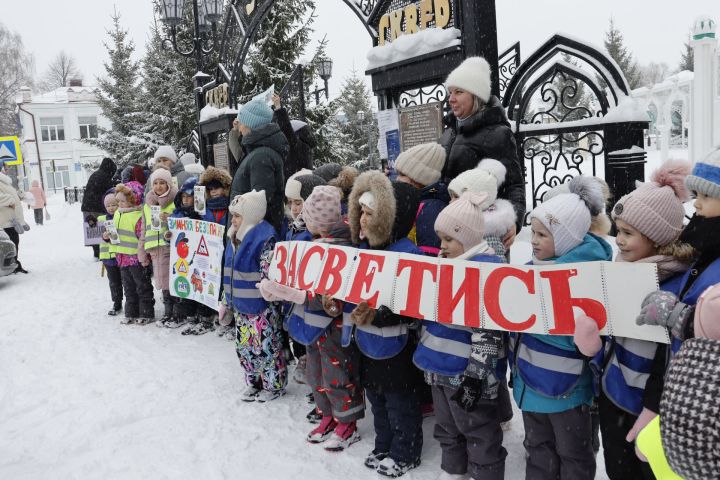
top-left (88, 10), bottom-right (143, 166)
top-left (604, 18), bottom-right (641, 89)
top-left (679, 32), bottom-right (694, 72)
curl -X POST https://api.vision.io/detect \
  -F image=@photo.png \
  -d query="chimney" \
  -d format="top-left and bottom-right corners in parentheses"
top-left (19, 86), bottom-right (31, 103)
top-left (69, 78), bottom-right (83, 87)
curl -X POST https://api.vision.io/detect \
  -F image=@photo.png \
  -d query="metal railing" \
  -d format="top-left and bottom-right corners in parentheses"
top-left (64, 186), bottom-right (85, 204)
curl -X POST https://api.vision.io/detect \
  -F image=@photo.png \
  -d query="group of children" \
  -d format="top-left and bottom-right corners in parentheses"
top-left (96, 136), bottom-right (720, 479)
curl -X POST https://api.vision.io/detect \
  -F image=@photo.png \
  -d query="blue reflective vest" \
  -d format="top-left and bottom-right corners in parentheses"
top-left (413, 253), bottom-right (503, 376)
top-left (287, 302), bottom-right (335, 346)
top-left (223, 221), bottom-right (276, 315)
top-left (343, 237), bottom-right (421, 360)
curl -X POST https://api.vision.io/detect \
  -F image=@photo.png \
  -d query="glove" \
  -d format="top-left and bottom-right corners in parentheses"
top-left (573, 314), bottom-right (602, 356)
top-left (256, 279), bottom-right (283, 302)
top-left (370, 306), bottom-right (403, 328)
top-left (636, 291), bottom-right (693, 337)
top-left (450, 376), bottom-right (484, 412)
top-left (257, 279), bottom-right (306, 304)
top-left (321, 295), bottom-right (343, 317)
top-left (218, 303), bottom-right (233, 326)
top-left (350, 301), bottom-right (375, 326)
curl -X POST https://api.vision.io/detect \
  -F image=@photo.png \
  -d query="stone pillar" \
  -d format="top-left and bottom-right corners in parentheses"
top-left (691, 16), bottom-right (717, 162)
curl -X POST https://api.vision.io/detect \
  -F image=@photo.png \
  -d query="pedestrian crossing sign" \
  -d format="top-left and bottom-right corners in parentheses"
top-left (0, 136), bottom-right (22, 166)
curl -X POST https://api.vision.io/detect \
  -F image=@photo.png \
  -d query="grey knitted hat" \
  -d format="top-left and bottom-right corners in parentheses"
top-left (313, 163), bottom-right (343, 183)
top-left (285, 173), bottom-right (326, 201)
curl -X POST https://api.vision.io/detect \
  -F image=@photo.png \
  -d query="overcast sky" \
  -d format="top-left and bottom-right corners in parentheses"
top-left (5, 0), bottom-right (719, 99)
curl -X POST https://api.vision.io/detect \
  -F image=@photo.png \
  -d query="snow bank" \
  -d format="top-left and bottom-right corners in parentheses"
top-left (200, 105), bottom-right (239, 123)
top-left (366, 28), bottom-right (461, 70)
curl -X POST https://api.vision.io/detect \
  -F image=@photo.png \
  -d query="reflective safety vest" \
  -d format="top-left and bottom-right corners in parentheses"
top-left (223, 221), bottom-right (276, 315)
top-left (286, 302), bottom-right (335, 346)
top-left (98, 214), bottom-right (116, 260)
top-left (113, 209), bottom-right (143, 255)
top-left (413, 253), bottom-right (503, 376)
top-left (343, 237), bottom-right (420, 360)
top-left (636, 416), bottom-right (682, 480)
top-left (509, 333), bottom-right (588, 398)
top-left (598, 274), bottom-right (685, 415)
top-left (142, 202), bottom-right (175, 250)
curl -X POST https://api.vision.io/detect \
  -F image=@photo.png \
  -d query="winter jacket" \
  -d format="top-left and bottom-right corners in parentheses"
top-left (82, 158), bottom-right (117, 214)
top-left (273, 106), bottom-right (315, 180)
top-left (0, 172), bottom-right (26, 230)
top-left (230, 123), bottom-right (288, 232)
top-left (138, 186), bottom-right (178, 264)
top-left (29, 180), bottom-right (46, 209)
top-left (414, 181), bottom-right (449, 256)
top-left (511, 233), bottom-right (613, 414)
top-left (438, 96), bottom-right (526, 232)
top-left (172, 161), bottom-right (192, 189)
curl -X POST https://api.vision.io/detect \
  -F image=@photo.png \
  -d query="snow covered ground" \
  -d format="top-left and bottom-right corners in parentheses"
top-left (0, 193), bottom-right (615, 479)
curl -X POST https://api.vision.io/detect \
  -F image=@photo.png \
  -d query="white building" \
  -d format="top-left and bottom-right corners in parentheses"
top-left (15, 82), bottom-right (111, 193)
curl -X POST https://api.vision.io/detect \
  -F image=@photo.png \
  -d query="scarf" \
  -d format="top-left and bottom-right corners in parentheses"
top-left (456, 241), bottom-right (494, 260)
top-left (616, 254), bottom-right (690, 282)
top-left (679, 215), bottom-right (720, 258)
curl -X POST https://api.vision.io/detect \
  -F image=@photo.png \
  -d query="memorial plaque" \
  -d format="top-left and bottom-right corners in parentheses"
top-left (398, 102), bottom-right (444, 151)
top-left (213, 142), bottom-right (230, 173)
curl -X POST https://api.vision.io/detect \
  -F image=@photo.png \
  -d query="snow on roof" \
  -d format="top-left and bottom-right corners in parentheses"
top-left (632, 70), bottom-right (694, 96)
top-left (366, 27), bottom-right (461, 70)
top-left (199, 105), bottom-right (238, 123)
top-left (17, 86), bottom-right (100, 104)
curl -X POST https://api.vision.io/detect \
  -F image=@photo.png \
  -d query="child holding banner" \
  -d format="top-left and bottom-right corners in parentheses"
top-left (138, 167), bottom-right (178, 326)
top-left (346, 172), bottom-right (425, 478)
top-left (219, 190), bottom-right (287, 402)
top-left (510, 175), bottom-right (612, 479)
top-left (413, 191), bottom-right (507, 480)
top-left (99, 189), bottom-right (123, 316)
top-left (571, 160), bottom-right (693, 480)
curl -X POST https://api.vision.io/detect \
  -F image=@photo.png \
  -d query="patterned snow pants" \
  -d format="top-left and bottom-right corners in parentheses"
top-left (234, 305), bottom-right (288, 392)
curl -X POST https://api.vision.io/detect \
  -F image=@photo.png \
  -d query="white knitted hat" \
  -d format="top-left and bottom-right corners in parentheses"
top-left (153, 145), bottom-right (177, 164)
top-left (394, 142), bottom-right (446, 186)
top-left (529, 176), bottom-right (604, 257)
top-left (448, 158), bottom-right (507, 210)
top-left (435, 192), bottom-right (488, 251)
top-left (445, 57), bottom-right (492, 103)
top-left (229, 189), bottom-right (267, 241)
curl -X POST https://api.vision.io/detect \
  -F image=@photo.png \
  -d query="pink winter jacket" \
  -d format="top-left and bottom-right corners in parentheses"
top-left (29, 180), bottom-right (46, 209)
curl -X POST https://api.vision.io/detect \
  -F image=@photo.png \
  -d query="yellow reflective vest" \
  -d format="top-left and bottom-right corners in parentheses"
top-left (113, 209), bottom-right (143, 255)
top-left (98, 214), bottom-right (115, 260)
top-left (636, 416), bottom-right (682, 480)
top-left (142, 203), bottom-right (175, 250)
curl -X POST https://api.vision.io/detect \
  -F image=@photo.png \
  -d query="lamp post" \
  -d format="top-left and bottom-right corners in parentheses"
top-left (311, 58), bottom-right (333, 104)
top-left (157, 0), bottom-right (224, 165)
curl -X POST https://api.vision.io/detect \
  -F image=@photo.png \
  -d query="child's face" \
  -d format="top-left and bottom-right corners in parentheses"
top-left (359, 204), bottom-right (374, 240)
top-left (105, 199), bottom-right (118, 216)
top-left (531, 218), bottom-right (556, 260)
top-left (396, 174), bottom-right (423, 189)
top-left (288, 198), bottom-right (304, 219)
top-left (615, 219), bottom-right (657, 262)
top-left (694, 192), bottom-right (720, 218)
top-left (181, 193), bottom-right (194, 207)
top-left (153, 179), bottom-right (169, 196)
top-left (438, 232), bottom-right (465, 259)
top-left (231, 213), bottom-right (243, 230)
top-left (116, 193), bottom-right (129, 209)
top-left (208, 186), bottom-right (224, 199)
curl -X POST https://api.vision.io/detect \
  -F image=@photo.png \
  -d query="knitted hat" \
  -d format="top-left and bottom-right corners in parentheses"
top-left (660, 337), bottom-right (720, 480)
top-left (448, 158), bottom-right (507, 210)
top-left (149, 167), bottom-right (172, 188)
top-left (229, 190), bottom-right (267, 241)
top-left (435, 192), bottom-right (488, 251)
top-left (179, 152), bottom-right (197, 166)
top-left (103, 191), bottom-right (117, 208)
top-left (180, 177), bottom-right (198, 196)
top-left (153, 145), bottom-right (177, 164)
top-left (284, 169), bottom-right (317, 200)
top-left (529, 176), bottom-right (605, 257)
top-left (686, 146), bottom-right (720, 198)
top-left (695, 284), bottom-right (720, 340)
top-left (612, 160), bottom-right (691, 246)
top-left (236, 96), bottom-right (273, 130)
top-left (116, 181), bottom-right (144, 206)
top-left (302, 185), bottom-right (342, 233)
top-left (313, 163), bottom-right (343, 183)
top-left (394, 142), bottom-right (446, 186)
top-left (445, 56), bottom-right (492, 103)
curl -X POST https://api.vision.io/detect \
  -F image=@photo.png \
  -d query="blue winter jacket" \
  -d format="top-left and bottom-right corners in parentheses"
top-left (415, 182), bottom-right (449, 257)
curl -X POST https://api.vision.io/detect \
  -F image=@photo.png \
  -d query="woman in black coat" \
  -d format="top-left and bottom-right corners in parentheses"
top-left (438, 57), bottom-right (526, 248)
top-left (81, 157), bottom-right (117, 257)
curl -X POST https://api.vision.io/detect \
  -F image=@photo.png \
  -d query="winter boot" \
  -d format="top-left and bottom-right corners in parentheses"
top-left (121, 316), bottom-right (137, 325)
top-left (364, 450), bottom-right (389, 469)
top-left (293, 355), bottom-right (307, 384)
top-left (108, 305), bottom-right (122, 316)
top-left (323, 421), bottom-right (360, 452)
top-left (13, 260), bottom-right (28, 274)
top-left (192, 317), bottom-right (216, 335)
top-left (135, 317), bottom-right (155, 326)
top-left (164, 315), bottom-right (188, 329)
top-left (306, 407), bottom-right (323, 424)
top-left (240, 385), bottom-right (261, 402)
top-left (256, 389), bottom-right (286, 403)
top-left (306, 392), bottom-right (315, 404)
top-left (376, 456), bottom-right (421, 477)
top-left (306, 416), bottom-right (338, 444)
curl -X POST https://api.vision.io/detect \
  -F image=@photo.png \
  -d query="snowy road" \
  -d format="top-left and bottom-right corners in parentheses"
top-left (0, 196), bottom-right (609, 479)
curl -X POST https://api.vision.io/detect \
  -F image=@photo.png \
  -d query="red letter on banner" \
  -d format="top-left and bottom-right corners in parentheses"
top-left (344, 252), bottom-right (386, 307)
top-left (287, 244), bottom-right (301, 287)
top-left (314, 247), bottom-right (348, 297)
top-left (273, 244), bottom-right (288, 284)
top-left (297, 245), bottom-right (325, 291)
top-left (484, 267), bottom-right (536, 331)
top-left (396, 259), bottom-right (437, 319)
top-left (539, 269), bottom-right (607, 334)
top-left (437, 264), bottom-right (481, 327)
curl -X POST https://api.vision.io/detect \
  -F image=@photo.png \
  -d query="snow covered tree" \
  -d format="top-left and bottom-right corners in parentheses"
top-left (639, 62), bottom-right (670, 87)
top-left (88, 10), bottom-right (143, 166)
top-left (679, 33), bottom-right (694, 72)
top-left (0, 23), bottom-right (34, 136)
top-left (604, 18), bottom-right (641, 89)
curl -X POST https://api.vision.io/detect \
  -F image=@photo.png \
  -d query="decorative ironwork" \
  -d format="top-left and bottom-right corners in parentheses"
top-left (523, 69), bottom-right (600, 124)
top-left (498, 42), bottom-right (520, 102)
top-left (399, 84), bottom-right (447, 108)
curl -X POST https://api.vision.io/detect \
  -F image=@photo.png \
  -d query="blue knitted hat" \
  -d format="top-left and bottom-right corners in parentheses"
top-left (236, 96), bottom-right (273, 130)
top-left (686, 146), bottom-right (720, 199)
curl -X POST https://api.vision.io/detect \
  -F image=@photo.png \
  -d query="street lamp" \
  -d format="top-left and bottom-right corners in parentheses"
top-left (158, 0), bottom-right (224, 165)
top-left (311, 58), bottom-right (333, 104)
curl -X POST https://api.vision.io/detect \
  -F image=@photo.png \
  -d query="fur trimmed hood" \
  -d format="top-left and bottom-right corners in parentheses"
top-left (199, 166), bottom-right (232, 190)
top-left (483, 198), bottom-right (517, 238)
top-left (349, 171), bottom-right (396, 247)
top-left (328, 166), bottom-right (359, 198)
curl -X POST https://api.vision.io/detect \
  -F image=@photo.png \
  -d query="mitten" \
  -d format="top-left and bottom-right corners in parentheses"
top-left (450, 376), bottom-right (484, 412)
top-left (256, 279), bottom-right (283, 302)
top-left (370, 306), bottom-right (403, 328)
top-left (163, 230), bottom-right (172, 241)
top-left (321, 295), bottom-right (342, 317)
top-left (573, 314), bottom-right (602, 356)
top-left (626, 407), bottom-right (658, 444)
top-left (262, 280), bottom-right (307, 304)
top-left (218, 303), bottom-right (233, 326)
top-left (351, 301), bottom-right (375, 326)
top-left (636, 291), bottom-right (692, 337)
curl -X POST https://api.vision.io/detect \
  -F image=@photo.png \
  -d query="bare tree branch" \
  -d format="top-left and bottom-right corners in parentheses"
top-left (0, 22), bottom-right (34, 135)
top-left (40, 50), bottom-right (82, 91)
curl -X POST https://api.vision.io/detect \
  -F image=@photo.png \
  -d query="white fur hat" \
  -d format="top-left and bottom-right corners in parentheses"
top-left (448, 158), bottom-right (507, 210)
top-left (229, 189), bottom-right (267, 241)
top-left (153, 145), bottom-right (177, 164)
top-left (445, 56), bottom-right (492, 103)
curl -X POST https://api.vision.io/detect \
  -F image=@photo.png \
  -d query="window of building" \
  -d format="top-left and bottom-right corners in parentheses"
top-left (78, 116), bottom-right (98, 139)
top-left (45, 165), bottom-right (70, 190)
top-left (40, 117), bottom-right (65, 142)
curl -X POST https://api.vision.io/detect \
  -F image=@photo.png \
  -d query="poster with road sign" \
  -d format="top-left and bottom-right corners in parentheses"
top-left (168, 218), bottom-right (226, 310)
